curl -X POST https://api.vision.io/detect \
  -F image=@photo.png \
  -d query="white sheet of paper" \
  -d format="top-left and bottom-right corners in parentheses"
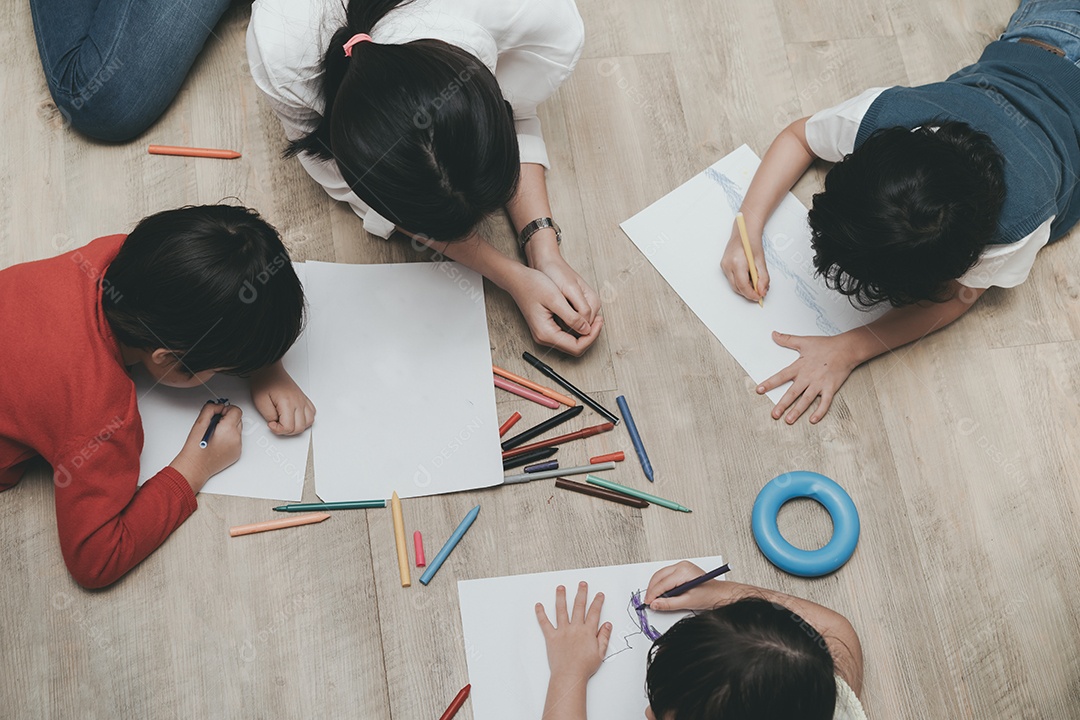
top-left (621, 145), bottom-right (887, 402)
top-left (134, 265), bottom-right (312, 501)
top-left (302, 261), bottom-right (502, 501)
top-left (458, 555), bottom-right (725, 720)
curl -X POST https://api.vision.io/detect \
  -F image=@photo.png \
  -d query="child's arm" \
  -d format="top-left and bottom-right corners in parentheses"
top-left (53, 402), bottom-right (242, 588)
top-left (762, 282), bottom-right (986, 423)
top-left (535, 582), bottom-right (613, 720)
top-left (721, 118), bottom-right (816, 302)
top-left (402, 228), bottom-right (603, 357)
top-left (644, 562), bottom-right (864, 697)
top-left (250, 361), bottom-right (316, 435)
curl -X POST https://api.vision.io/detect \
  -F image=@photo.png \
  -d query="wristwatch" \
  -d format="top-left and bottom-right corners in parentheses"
top-left (518, 217), bottom-right (561, 249)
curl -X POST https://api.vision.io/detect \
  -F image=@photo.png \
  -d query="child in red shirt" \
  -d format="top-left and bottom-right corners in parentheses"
top-left (0, 205), bottom-right (313, 588)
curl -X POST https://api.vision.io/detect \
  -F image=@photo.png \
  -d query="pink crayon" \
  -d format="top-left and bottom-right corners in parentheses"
top-left (493, 375), bottom-right (560, 409)
top-left (414, 531), bottom-right (426, 567)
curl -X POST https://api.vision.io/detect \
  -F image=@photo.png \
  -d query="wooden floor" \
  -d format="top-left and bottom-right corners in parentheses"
top-left (3, 1), bottom-right (1079, 717)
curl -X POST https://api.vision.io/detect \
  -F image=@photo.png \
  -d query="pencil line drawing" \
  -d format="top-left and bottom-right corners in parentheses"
top-left (705, 167), bottom-right (841, 335)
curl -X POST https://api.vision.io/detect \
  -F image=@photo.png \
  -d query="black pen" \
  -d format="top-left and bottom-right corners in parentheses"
top-left (501, 405), bottom-right (584, 450)
top-left (199, 398), bottom-right (229, 448)
top-left (522, 352), bottom-right (619, 425)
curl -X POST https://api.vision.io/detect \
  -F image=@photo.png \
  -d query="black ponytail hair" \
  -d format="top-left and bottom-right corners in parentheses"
top-left (287, 0), bottom-right (520, 242)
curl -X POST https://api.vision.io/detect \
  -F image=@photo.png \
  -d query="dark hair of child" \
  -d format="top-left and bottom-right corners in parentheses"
top-left (102, 204), bottom-right (305, 376)
top-left (286, 0), bottom-right (521, 243)
top-left (645, 597), bottom-right (837, 720)
top-left (808, 121), bottom-right (1006, 307)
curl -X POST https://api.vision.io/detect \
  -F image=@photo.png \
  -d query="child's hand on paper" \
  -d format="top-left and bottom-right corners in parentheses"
top-left (720, 218), bottom-right (770, 302)
top-left (536, 582), bottom-right (612, 683)
top-left (170, 402), bottom-right (243, 492)
top-left (758, 331), bottom-right (859, 424)
top-left (509, 266), bottom-right (604, 357)
top-left (645, 561), bottom-right (732, 612)
top-left (250, 361), bottom-right (316, 435)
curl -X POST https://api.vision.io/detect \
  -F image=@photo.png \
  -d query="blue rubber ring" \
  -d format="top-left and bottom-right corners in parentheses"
top-left (752, 471), bottom-right (860, 578)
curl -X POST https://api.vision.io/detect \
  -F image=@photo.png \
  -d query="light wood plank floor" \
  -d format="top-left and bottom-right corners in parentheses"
top-left (3, 1), bottom-right (1078, 718)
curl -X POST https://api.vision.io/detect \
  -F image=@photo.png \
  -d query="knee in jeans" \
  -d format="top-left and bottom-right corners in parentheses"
top-left (55, 92), bottom-right (155, 143)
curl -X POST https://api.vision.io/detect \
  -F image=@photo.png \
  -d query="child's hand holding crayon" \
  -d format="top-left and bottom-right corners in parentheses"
top-left (720, 216), bottom-right (770, 303)
top-left (169, 401), bottom-right (243, 493)
top-left (250, 361), bottom-right (316, 436)
top-left (644, 561), bottom-right (735, 612)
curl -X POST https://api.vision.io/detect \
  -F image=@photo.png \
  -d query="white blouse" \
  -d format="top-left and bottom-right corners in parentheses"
top-left (247, 0), bottom-right (585, 238)
top-left (804, 88), bottom-right (1052, 290)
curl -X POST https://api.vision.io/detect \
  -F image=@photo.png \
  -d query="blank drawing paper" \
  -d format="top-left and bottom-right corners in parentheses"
top-left (302, 261), bottom-right (503, 501)
top-left (134, 263), bottom-right (312, 501)
top-left (621, 145), bottom-right (887, 402)
top-left (458, 556), bottom-right (725, 720)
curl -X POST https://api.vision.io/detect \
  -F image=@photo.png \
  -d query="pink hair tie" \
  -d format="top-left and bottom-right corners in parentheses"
top-left (343, 33), bottom-right (373, 57)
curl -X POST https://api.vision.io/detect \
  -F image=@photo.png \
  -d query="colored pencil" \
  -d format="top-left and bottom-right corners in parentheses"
top-left (502, 447), bottom-right (558, 471)
top-left (420, 505), bottom-right (481, 585)
top-left (525, 460), bottom-right (559, 473)
top-left (501, 405), bottom-right (584, 450)
top-left (229, 513), bottom-right (330, 537)
top-left (148, 144), bottom-right (241, 159)
top-left (503, 461), bottom-right (616, 485)
top-left (493, 365), bottom-right (576, 407)
top-left (590, 451), bottom-right (625, 464)
top-left (439, 684), bottom-right (472, 720)
top-left (555, 477), bottom-right (649, 508)
top-left (498, 411), bottom-right (523, 437)
top-left (585, 475), bottom-right (691, 513)
top-left (414, 531), bottom-right (426, 567)
top-left (391, 492), bottom-right (411, 587)
top-left (199, 397), bottom-right (229, 448)
top-left (501, 422), bottom-right (615, 460)
top-left (273, 500), bottom-right (386, 512)
top-left (522, 352), bottom-right (619, 425)
top-left (494, 375), bottom-right (560, 409)
top-left (657, 563), bottom-right (731, 599)
top-left (735, 212), bottom-right (763, 307)
top-left (616, 395), bottom-right (654, 483)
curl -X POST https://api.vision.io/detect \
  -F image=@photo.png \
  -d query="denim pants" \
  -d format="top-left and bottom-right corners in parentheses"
top-left (29, 0), bottom-right (232, 142)
top-left (1001, 0), bottom-right (1080, 67)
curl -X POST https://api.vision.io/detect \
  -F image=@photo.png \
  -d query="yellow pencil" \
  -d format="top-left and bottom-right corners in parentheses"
top-left (735, 212), bottom-right (763, 307)
top-left (229, 513), bottom-right (330, 537)
top-left (391, 491), bottom-right (411, 587)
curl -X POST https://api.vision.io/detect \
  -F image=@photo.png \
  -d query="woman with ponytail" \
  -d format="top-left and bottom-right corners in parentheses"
top-left (247, 0), bottom-right (601, 355)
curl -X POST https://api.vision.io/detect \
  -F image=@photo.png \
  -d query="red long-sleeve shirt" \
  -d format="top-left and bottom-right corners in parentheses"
top-left (0, 236), bottom-right (197, 588)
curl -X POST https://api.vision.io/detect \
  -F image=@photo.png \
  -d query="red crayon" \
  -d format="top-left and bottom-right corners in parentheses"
top-left (501, 422), bottom-right (615, 460)
top-left (439, 684), bottom-right (471, 720)
top-left (414, 531), bottom-right (426, 567)
top-left (498, 412), bottom-right (522, 437)
top-left (590, 451), bottom-right (625, 464)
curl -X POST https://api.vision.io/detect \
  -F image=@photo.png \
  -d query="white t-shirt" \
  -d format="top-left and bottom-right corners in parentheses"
top-left (247, 0), bottom-right (585, 238)
top-left (804, 88), bottom-right (1052, 290)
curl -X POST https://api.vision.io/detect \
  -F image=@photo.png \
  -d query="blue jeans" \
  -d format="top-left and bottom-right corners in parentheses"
top-left (29, 0), bottom-right (232, 142)
top-left (1001, 0), bottom-right (1080, 67)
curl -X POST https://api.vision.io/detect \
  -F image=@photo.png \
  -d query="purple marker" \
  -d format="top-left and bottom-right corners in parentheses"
top-left (524, 460), bottom-right (559, 473)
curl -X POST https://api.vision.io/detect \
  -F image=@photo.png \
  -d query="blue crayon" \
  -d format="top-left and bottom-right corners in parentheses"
top-left (524, 460), bottom-right (559, 473)
top-left (616, 395), bottom-right (654, 483)
top-left (419, 505), bottom-right (481, 586)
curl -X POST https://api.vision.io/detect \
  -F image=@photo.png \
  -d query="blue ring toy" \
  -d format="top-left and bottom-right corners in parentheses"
top-left (752, 471), bottom-right (860, 578)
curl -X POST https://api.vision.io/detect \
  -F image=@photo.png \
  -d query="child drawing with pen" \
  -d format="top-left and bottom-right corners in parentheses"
top-left (721, 0), bottom-right (1080, 424)
top-left (535, 561), bottom-right (866, 719)
top-left (0, 205), bottom-right (314, 588)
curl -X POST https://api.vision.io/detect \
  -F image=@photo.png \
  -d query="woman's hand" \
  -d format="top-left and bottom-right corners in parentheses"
top-left (720, 217), bottom-right (770, 302)
top-left (249, 361), bottom-right (316, 435)
top-left (536, 582), bottom-right (612, 682)
top-left (529, 251), bottom-right (602, 325)
top-left (507, 265), bottom-right (604, 356)
top-left (759, 331), bottom-right (860, 424)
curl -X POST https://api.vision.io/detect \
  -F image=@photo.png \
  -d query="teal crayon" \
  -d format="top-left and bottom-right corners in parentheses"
top-left (420, 505), bottom-right (481, 585)
top-left (273, 500), bottom-right (387, 512)
top-left (585, 475), bottom-right (690, 513)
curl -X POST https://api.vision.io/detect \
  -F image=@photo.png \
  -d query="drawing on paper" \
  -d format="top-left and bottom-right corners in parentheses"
top-left (705, 167), bottom-right (841, 335)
